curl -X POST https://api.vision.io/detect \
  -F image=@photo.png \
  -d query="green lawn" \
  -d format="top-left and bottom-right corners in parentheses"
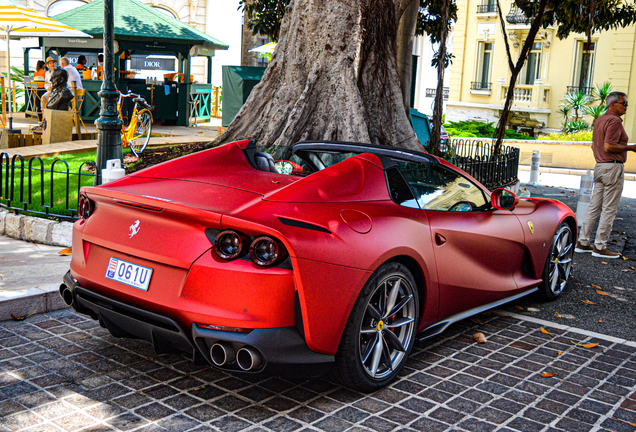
top-left (1, 149), bottom-right (131, 219)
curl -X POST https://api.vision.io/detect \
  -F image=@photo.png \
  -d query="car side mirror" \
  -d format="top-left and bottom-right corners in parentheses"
top-left (491, 188), bottom-right (519, 211)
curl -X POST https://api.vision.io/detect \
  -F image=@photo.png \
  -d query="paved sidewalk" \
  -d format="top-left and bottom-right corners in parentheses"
top-left (1, 169), bottom-right (635, 431)
top-left (0, 309), bottom-right (634, 431)
top-left (0, 236), bottom-right (70, 322)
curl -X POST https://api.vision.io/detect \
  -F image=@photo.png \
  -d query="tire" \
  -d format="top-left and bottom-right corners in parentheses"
top-left (539, 222), bottom-right (574, 300)
top-left (334, 262), bottom-right (419, 392)
top-left (130, 109), bottom-right (153, 156)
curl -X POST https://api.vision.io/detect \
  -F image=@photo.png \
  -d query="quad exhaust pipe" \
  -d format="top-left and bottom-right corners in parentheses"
top-left (59, 284), bottom-right (74, 307)
top-left (236, 347), bottom-right (263, 371)
top-left (210, 343), bottom-right (236, 367)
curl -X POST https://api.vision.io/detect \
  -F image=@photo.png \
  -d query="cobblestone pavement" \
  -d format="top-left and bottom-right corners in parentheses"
top-left (1, 309), bottom-right (635, 432)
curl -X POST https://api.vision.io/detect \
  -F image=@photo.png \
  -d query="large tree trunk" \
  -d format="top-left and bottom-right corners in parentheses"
top-left (396, 0), bottom-right (420, 111)
top-left (213, 0), bottom-right (421, 153)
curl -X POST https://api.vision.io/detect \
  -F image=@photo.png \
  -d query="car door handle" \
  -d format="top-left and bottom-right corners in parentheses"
top-left (435, 233), bottom-right (446, 246)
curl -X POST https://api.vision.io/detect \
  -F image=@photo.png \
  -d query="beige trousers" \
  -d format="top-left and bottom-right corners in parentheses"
top-left (578, 163), bottom-right (625, 250)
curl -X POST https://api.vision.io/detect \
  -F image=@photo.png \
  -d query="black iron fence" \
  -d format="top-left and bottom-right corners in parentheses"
top-left (0, 153), bottom-right (96, 220)
top-left (2, 141), bottom-right (519, 220)
top-left (446, 139), bottom-right (520, 190)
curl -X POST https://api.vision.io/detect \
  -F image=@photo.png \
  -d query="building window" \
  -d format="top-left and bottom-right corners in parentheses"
top-left (521, 42), bottom-right (542, 85)
top-left (473, 42), bottom-right (493, 91)
top-left (572, 41), bottom-right (595, 92)
top-left (477, 0), bottom-right (497, 14)
top-left (47, 0), bottom-right (86, 16)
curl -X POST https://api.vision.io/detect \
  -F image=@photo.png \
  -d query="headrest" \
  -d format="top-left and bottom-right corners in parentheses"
top-left (255, 152), bottom-right (277, 172)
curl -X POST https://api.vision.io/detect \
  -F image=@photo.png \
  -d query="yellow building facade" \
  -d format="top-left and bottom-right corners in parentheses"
top-left (446, 0), bottom-right (636, 139)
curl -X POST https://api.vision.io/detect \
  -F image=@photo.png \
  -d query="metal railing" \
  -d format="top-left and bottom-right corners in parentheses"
top-left (1, 153), bottom-right (96, 220)
top-left (446, 139), bottom-right (520, 190)
top-left (566, 86), bottom-right (594, 96)
top-left (506, 6), bottom-right (528, 24)
top-left (470, 81), bottom-right (492, 91)
top-left (477, 3), bottom-right (498, 13)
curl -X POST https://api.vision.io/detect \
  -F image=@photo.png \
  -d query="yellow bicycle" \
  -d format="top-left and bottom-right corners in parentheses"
top-left (118, 90), bottom-right (153, 156)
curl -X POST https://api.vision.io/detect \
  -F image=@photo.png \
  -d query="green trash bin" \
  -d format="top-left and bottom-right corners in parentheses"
top-left (222, 66), bottom-right (267, 127)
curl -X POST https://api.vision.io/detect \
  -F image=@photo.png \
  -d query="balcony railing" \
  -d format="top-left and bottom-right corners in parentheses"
top-left (566, 86), bottom-right (594, 96)
top-left (477, 3), bottom-right (498, 13)
top-left (471, 82), bottom-right (492, 91)
top-left (506, 5), bottom-right (528, 24)
top-left (498, 83), bottom-right (551, 109)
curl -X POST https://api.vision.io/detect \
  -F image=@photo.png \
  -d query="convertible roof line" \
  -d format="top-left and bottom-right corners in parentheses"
top-left (292, 141), bottom-right (438, 167)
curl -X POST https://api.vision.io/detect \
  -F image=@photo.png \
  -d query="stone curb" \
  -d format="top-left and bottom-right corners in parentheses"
top-left (0, 284), bottom-right (69, 322)
top-left (0, 208), bottom-right (72, 247)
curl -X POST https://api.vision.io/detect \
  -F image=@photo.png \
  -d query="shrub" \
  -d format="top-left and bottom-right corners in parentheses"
top-left (563, 120), bottom-right (589, 133)
top-left (443, 120), bottom-right (536, 140)
top-left (538, 130), bottom-right (593, 141)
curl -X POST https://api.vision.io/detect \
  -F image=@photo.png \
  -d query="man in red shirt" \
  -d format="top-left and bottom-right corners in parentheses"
top-left (576, 91), bottom-right (636, 258)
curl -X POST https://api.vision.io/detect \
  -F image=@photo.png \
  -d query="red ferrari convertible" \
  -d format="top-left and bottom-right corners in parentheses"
top-left (60, 140), bottom-right (576, 391)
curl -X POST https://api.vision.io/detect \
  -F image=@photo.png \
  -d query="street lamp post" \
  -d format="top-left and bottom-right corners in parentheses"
top-left (94, 0), bottom-right (122, 184)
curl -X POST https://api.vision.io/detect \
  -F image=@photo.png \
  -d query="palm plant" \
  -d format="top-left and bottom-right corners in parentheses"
top-left (592, 82), bottom-right (613, 106)
top-left (0, 66), bottom-right (27, 112)
top-left (563, 90), bottom-right (592, 122)
top-left (557, 103), bottom-right (571, 128)
top-left (584, 105), bottom-right (607, 124)
top-left (563, 120), bottom-right (589, 133)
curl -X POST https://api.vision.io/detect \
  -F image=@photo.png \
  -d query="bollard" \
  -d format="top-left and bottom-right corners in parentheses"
top-left (576, 170), bottom-right (594, 227)
top-left (529, 150), bottom-right (540, 185)
top-left (101, 159), bottom-right (126, 184)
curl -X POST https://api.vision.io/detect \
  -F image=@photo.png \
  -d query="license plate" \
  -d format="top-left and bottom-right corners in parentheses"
top-left (105, 257), bottom-right (153, 291)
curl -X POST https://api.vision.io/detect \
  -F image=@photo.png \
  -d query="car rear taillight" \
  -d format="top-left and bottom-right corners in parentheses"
top-left (249, 236), bottom-right (287, 267)
top-left (78, 194), bottom-right (94, 222)
top-left (210, 230), bottom-right (288, 266)
top-left (213, 230), bottom-right (248, 260)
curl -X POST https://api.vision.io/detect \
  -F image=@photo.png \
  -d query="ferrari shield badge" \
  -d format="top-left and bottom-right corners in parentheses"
top-left (527, 221), bottom-right (534, 235)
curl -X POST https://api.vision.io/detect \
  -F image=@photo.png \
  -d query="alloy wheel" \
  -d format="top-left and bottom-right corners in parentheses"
top-left (548, 224), bottom-right (574, 296)
top-left (358, 275), bottom-right (416, 379)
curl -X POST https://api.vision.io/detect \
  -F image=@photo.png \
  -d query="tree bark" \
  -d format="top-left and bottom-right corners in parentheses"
top-left (430, 0), bottom-right (450, 154)
top-left (396, 0), bottom-right (420, 111)
top-left (212, 0), bottom-right (421, 153)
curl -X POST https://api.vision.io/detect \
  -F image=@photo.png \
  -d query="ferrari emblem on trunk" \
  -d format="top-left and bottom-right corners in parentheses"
top-left (129, 220), bottom-right (141, 239)
top-left (528, 221), bottom-right (534, 235)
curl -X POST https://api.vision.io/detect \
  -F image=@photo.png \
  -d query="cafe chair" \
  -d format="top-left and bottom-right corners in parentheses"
top-left (71, 88), bottom-right (88, 135)
top-left (28, 82), bottom-right (44, 132)
top-left (188, 96), bottom-right (199, 127)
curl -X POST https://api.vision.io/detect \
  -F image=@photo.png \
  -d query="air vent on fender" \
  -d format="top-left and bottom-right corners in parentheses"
top-left (278, 217), bottom-right (331, 234)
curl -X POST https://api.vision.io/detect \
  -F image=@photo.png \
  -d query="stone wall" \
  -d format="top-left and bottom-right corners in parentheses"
top-left (0, 209), bottom-right (72, 247)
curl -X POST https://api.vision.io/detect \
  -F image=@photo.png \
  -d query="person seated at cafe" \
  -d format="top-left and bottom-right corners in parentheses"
top-left (32, 60), bottom-right (47, 121)
top-left (75, 55), bottom-right (87, 71)
top-left (41, 56), bottom-right (58, 108)
top-left (33, 60), bottom-right (46, 88)
top-left (60, 57), bottom-right (83, 90)
top-left (96, 53), bottom-right (104, 80)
